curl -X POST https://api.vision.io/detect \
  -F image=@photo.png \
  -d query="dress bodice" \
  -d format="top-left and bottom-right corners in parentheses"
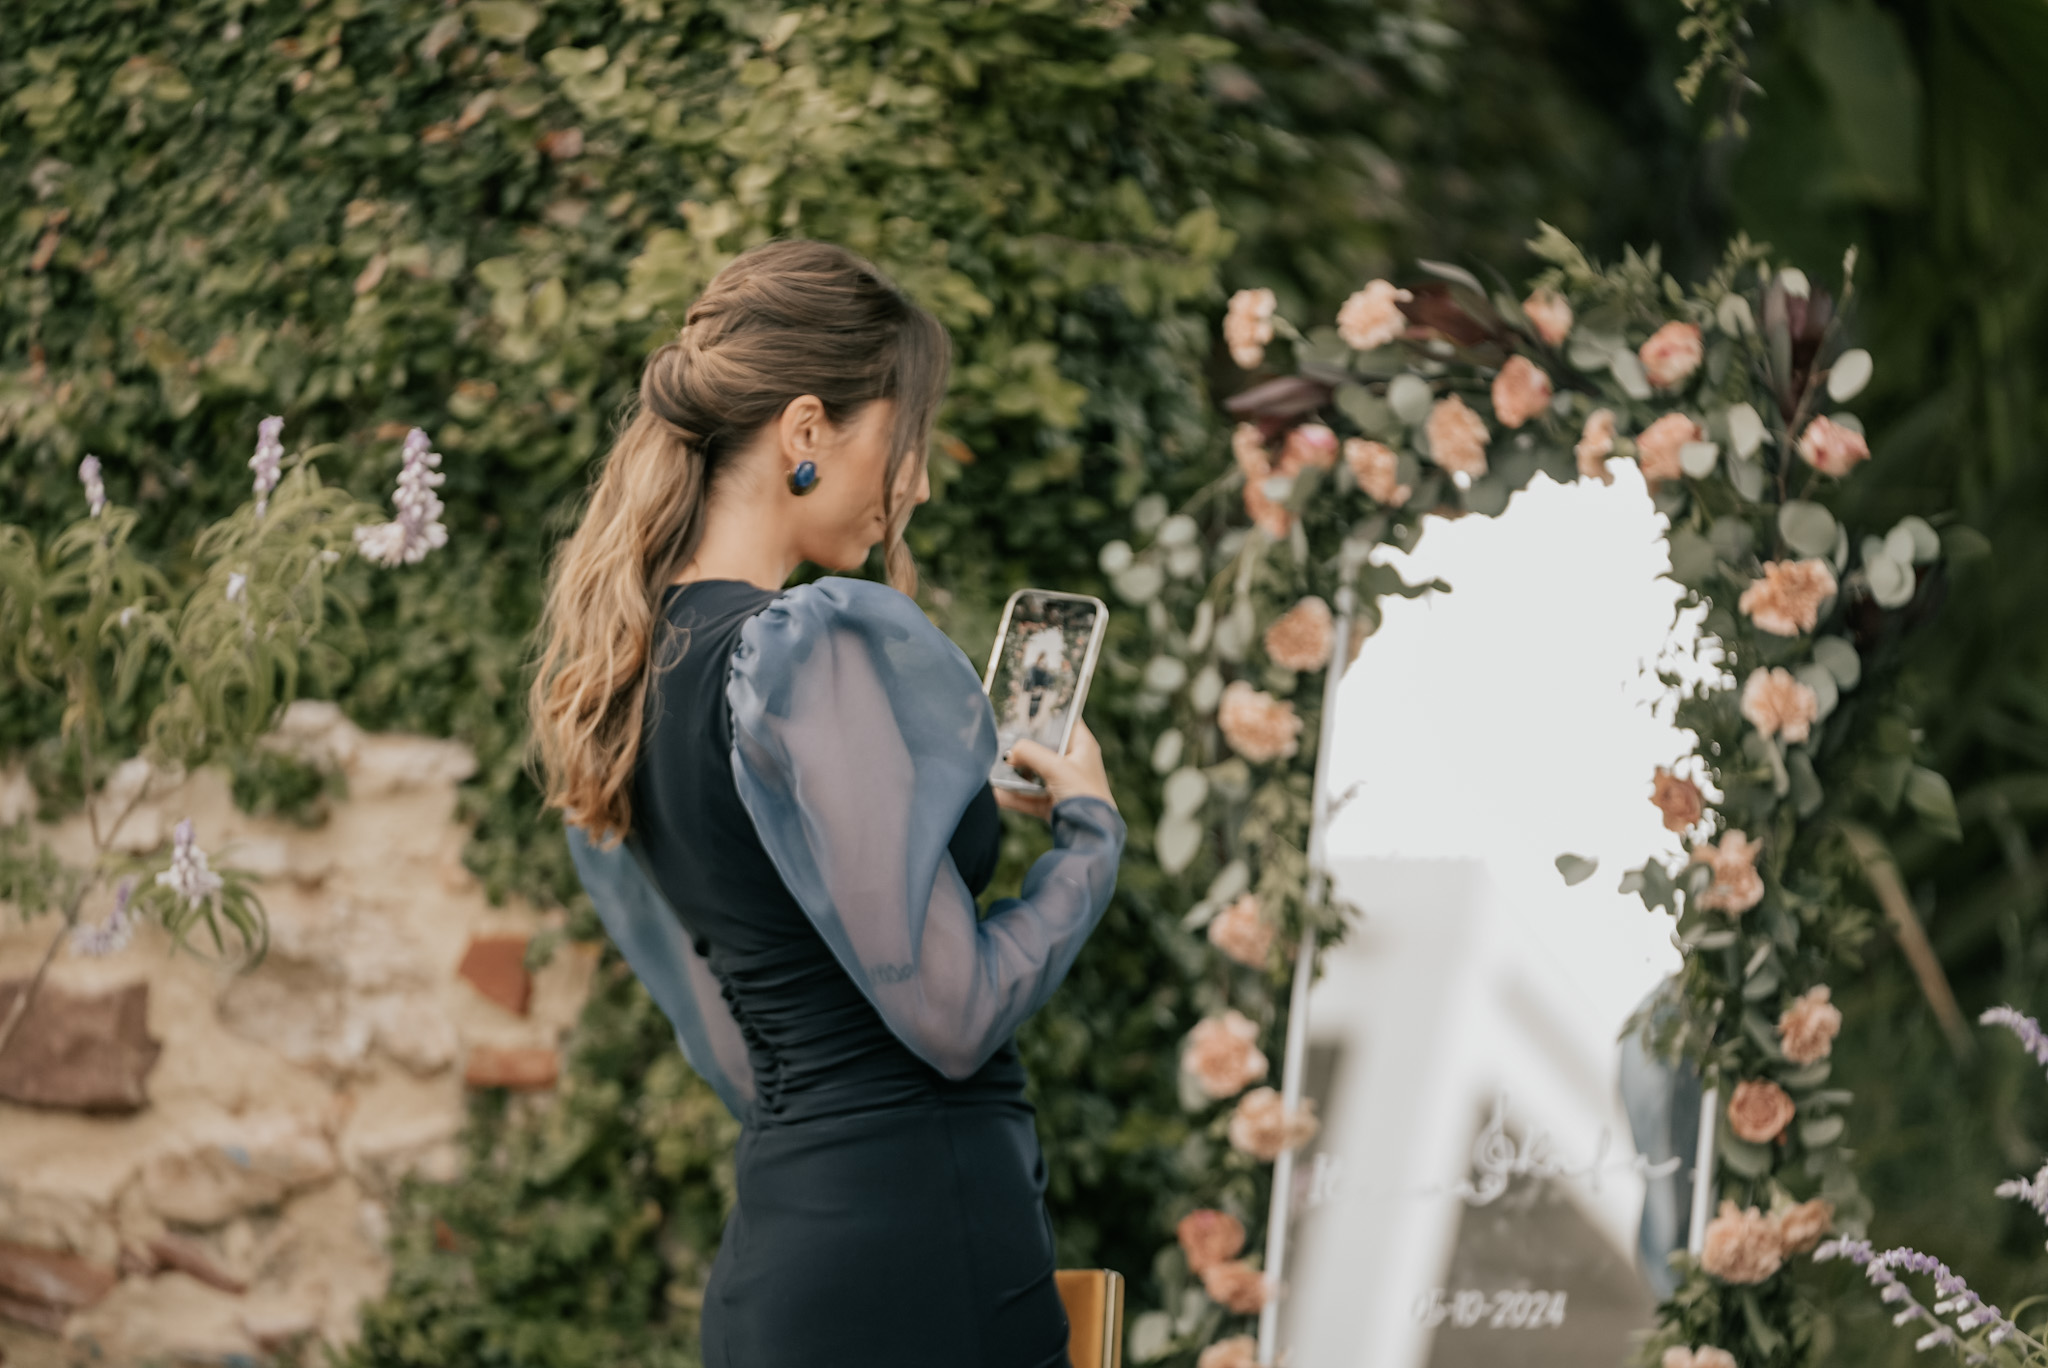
top-left (629, 579), bottom-right (1020, 1122)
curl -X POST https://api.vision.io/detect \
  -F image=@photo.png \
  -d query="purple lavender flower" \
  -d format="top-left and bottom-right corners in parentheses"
top-left (250, 415), bottom-right (284, 517)
top-left (1980, 1006), bottom-right (2048, 1071)
top-left (78, 454), bottom-right (106, 518)
top-left (154, 817), bottom-right (224, 911)
top-left (69, 877), bottom-right (136, 958)
top-left (1814, 1238), bottom-right (2036, 1361)
top-left (352, 426), bottom-right (448, 567)
top-left (1994, 1164), bottom-right (2048, 1221)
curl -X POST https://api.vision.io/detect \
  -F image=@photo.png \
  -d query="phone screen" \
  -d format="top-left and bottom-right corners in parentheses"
top-left (983, 591), bottom-right (1105, 791)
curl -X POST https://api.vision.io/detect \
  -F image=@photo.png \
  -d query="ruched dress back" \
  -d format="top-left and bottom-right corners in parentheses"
top-left (563, 577), bottom-right (1126, 1368)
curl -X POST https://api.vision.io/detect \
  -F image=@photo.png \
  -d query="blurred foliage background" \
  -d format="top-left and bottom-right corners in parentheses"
top-left (1, 0), bottom-right (2042, 1363)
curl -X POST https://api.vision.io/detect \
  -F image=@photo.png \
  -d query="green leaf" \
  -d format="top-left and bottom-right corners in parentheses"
top-left (1800, 1114), bottom-right (1846, 1147)
top-left (1555, 853), bottom-right (1599, 885)
top-left (1778, 501), bottom-right (1838, 557)
top-left (471, 0), bottom-right (542, 43)
top-left (1905, 766), bottom-right (1961, 840)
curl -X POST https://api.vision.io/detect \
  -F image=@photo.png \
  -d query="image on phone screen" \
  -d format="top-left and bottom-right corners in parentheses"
top-left (984, 592), bottom-right (1103, 791)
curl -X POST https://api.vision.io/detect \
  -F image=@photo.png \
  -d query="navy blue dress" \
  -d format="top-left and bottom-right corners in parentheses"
top-left (564, 577), bottom-right (1126, 1368)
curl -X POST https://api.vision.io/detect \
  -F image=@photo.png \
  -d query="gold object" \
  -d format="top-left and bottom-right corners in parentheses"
top-left (1055, 1269), bottom-right (1124, 1368)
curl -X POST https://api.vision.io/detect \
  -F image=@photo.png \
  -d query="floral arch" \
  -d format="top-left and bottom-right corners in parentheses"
top-left (1113, 226), bottom-right (1973, 1368)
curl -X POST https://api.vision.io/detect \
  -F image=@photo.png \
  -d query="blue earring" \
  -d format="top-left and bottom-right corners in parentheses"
top-left (787, 459), bottom-right (820, 496)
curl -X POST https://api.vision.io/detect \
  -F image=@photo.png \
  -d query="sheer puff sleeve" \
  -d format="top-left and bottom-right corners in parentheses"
top-left (727, 576), bottom-right (1126, 1082)
top-left (564, 821), bottom-right (758, 1124)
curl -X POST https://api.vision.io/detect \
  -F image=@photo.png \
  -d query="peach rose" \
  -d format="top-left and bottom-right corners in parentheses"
top-left (1264, 596), bottom-right (1334, 671)
top-left (1639, 321), bottom-right (1704, 389)
top-left (1727, 1078), bottom-right (1796, 1144)
top-left (1692, 828), bottom-right (1764, 915)
top-left (1225, 288), bottom-right (1277, 369)
top-left (1344, 437), bottom-right (1412, 506)
top-left (1232, 422), bottom-right (1271, 478)
top-left (1772, 1198), bottom-right (1834, 1255)
top-left (1228, 1086), bottom-right (1320, 1161)
top-left (1425, 394), bottom-right (1491, 479)
top-left (1200, 1259), bottom-right (1270, 1314)
top-left (1739, 559), bottom-right (1838, 637)
top-left (1209, 894), bottom-right (1276, 968)
top-left (1664, 1348), bottom-right (1738, 1368)
top-left (1777, 985), bottom-right (1842, 1065)
top-left (1741, 667), bottom-right (1820, 743)
top-left (1651, 766), bottom-right (1704, 833)
top-left (1491, 356), bottom-right (1553, 429)
top-left (1282, 422), bottom-right (1339, 471)
top-left (1177, 1209), bottom-right (1247, 1274)
top-left (1796, 414), bottom-right (1871, 478)
top-left (1218, 680), bottom-right (1303, 763)
top-left (1243, 478), bottom-right (1294, 540)
top-left (1576, 408), bottom-right (1617, 485)
top-left (1182, 1009), bottom-right (1269, 1100)
top-left (1337, 279), bottom-right (1412, 351)
top-left (1198, 1336), bottom-right (1259, 1368)
top-left (1523, 287), bottom-right (1573, 347)
top-left (1700, 1200), bottom-right (1784, 1284)
top-left (1636, 411), bottom-right (1702, 485)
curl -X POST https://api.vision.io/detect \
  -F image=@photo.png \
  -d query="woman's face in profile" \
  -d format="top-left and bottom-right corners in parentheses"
top-left (790, 396), bottom-right (928, 572)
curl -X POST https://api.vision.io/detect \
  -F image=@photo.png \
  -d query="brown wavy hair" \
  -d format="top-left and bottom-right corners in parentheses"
top-left (525, 239), bottom-right (951, 847)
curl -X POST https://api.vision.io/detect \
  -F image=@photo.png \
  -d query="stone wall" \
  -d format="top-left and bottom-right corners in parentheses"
top-left (0, 704), bottom-right (595, 1365)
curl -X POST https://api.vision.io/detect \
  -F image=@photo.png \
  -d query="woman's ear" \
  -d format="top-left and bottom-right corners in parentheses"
top-left (779, 394), bottom-right (827, 460)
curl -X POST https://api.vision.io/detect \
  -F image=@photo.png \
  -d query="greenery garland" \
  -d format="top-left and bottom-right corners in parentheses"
top-left (1109, 225), bottom-right (1978, 1366)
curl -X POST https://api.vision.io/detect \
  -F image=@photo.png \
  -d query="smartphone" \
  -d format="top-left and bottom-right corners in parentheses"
top-left (980, 588), bottom-right (1109, 793)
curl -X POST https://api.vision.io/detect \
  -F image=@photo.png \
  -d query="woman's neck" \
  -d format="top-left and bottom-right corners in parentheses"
top-left (673, 482), bottom-right (802, 593)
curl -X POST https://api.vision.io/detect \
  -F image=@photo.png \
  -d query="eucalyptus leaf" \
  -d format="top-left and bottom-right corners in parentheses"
top-left (1155, 812), bottom-right (1203, 875)
top-left (1335, 383), bottom-right (1394, 436)
top-left (1894, 515), bottom-right (1940, 563)
top-left (1609, 350), bottom-right (1652, 400)
top-left (1112, 562), bottom-right (1165, 604)
top-left (1666, 529), bottom-right (1717, 588)
top-left (1827, 348), bottom-right (1873, 402)
top-left (1717, 1128), bottom-right (1774, 1177)
top-left (1778, 501), bottom-right (1838, 557)
top-left (1725, 401), bottom-right (1767, 457)
top-left (1162, 765), bottom-right (1209, 817)
top-left (1800, 1114), bottom-right (1847, 1147)
top-left (1099, 539), bottom-right (1134, 574)
top-left (1416, 258), bottom-right (1488, 295)
top-left (1144, 655), bottom-right (1189, 694)
top-left (1679, 440), bottom-right (1720, 479)
top-left (1208, 860), bottom-right (1250, 904)
top-left (1189, 664), bottom-right (1224, 712)
top-left (1779, 1059), bottom-right (1832, 1090)
top-left (1812, 636), bottom-right (1862, 690)
top-left (1555, 853), bottom-right (1599, 886)
top-left (1388, 374), bottom-right (1434, 425)
top-left (1794, 663), bottom-right (1839, 720)
top-left (1906, 766), bottom-right (1961, 841)
top-left (1787, 747), bottom-right (1824, 819)
top-left (1867, 553), bottom-right (1916, 608)
top-left (1729, 455), bottom-right (1766, 502)
top-left (1150, 728), bottom-right (1184, 774)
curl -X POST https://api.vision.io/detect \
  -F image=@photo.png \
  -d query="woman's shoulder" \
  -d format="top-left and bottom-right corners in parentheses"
top-left (741, 576), bottom-right (967, 662)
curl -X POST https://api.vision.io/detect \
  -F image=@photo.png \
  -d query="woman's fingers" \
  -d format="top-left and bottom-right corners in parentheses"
top-left (1005, 723), bottom-right (1116, 812)
top-left (993, 785), bottom-right (1054, 820)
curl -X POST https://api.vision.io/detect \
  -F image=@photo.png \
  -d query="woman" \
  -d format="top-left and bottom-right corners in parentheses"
top-left (526, 238), bottom-right (1126, 1368)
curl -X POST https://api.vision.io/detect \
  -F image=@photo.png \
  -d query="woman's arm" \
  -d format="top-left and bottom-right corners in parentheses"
top-left (728, 578), bottom-right (1127, 1081)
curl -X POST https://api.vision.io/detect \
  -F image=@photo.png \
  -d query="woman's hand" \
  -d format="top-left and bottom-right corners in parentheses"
top-left (994, 719), bottom-right (1117, 821)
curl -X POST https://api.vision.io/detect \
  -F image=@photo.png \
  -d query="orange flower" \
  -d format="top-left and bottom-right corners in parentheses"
top-left (1741, 667), bottom-right (1820, 743)
top-left (1739, 559), bottom-right (1838, 637)
top-left (1182, 1010), bottom-right (1269, 1100)
top-left (1232, 422), bottom-right (1271, 478)
top-left (1636, 412), bottom-right (1702, 486)
top-left (1699, 1200), bottom-right (1783, 1284)
top-left (1176, 1209), bottom-right (1247, 1274)
top-left (1796, 414), bottom-right (1870, 477)
top-left (1576, 408), bottom-right (1617, 485)
top-left (1218, 681), bottom-right (1303, 763)
top-left (1692, 829), bottom-right (1764, 915)
top-left (1490, 356), bottom-right (1553, 429)
top-left (1523, 288), bottom-right (1573, 346)
top-left (1200, 1259), bottom-right (1270, 1314)
top-left (1344, 437), bottom-right (1412, 506)
top-left (1651, 767), bottom-right (1704, 833)
top-left (1727, 1078), bottom-right (1796, 1143)
top-left (1208, 894), bottom-right (1276, 968)
top-left (1771, 1198), bottom-right (1834, 1255)
top-left (1264, 596), bottom-right (1334, 671)
top-left (1281, 422), bottom-right (1339, 471)
top-left (1225, 289), bottom-right (1277, 369)
top-left (1228, 1086), bottom-right (1320, 1160)
top-left (1337, 279), bottom-right (1412, 351)
top-left (1639, 321), bottom-right (1704, 389)
top-left (1777, 986), bottom-right (1842, 1065)
top-left (1425, 394), bottom-right (1490, 479)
